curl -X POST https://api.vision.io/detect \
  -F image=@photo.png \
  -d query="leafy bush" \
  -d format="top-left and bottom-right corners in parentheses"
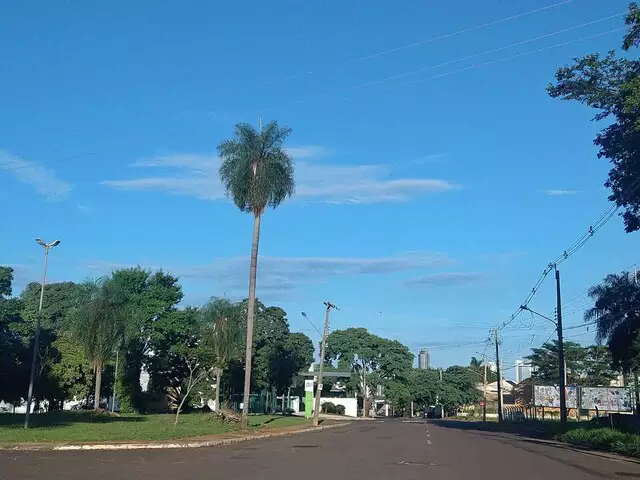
top-left (321, 402), bottom-right (336, 414)
top-left (555, 427), bottom-right (640, 458)
top-left (335, 405), bottom-right (345, 415)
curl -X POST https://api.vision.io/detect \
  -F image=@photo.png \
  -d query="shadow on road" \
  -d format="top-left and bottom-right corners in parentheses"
top-left (431, 419), bottom-right (640, 467)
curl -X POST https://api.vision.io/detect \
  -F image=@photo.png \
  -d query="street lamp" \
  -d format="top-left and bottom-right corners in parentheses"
top-left (520, 305), bottom-right (557, 325)
top-left (520, 302), bottom-right (568, 423)
top-left (24, 238), bottom-right (60, 428)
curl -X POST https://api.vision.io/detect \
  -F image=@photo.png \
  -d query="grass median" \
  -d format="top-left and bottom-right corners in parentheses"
top-left (0, 411), bottom-right (309, 445)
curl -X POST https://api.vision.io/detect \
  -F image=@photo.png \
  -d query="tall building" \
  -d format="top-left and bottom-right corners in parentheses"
top-left (418, 350), bottom-right (430, 370)
top-left (515, 360), bottom-right (533, 384)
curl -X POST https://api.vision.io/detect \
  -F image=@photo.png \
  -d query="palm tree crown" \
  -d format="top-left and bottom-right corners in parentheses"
top-left (218, 121), bottom-right (295, 216)
top-left (585, 272), bottom-right (640, 370)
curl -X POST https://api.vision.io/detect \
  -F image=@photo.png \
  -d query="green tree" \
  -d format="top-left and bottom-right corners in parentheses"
top-left (171, 323), bottom-right (215, 424)
top-left (69, 279), bottom-right (125, 410)
top-left (585, 272), bottom-right (640, 373)
top-left (441, 366), bottom-right (482, 412)
top-left (15, 281), bottom-right (82, 408)
top-left (201, 298), bottom-right (243, 410)
top-left (108, 267), bottom-right (182, 412)
top-left (525, 340), bottom-right (617, 386)
top-left (583, 345), bottom-right (619, 387)
top-left (548, 3), bottom-right (640, 232)
top-left (218, 121), bottom-right (295, 427)
top-left (325, 328), bottom-right (413, 415)
top-left (0, 267), bottom-right (29, 405)
top-left (268, 332), bottom-right (314, 400)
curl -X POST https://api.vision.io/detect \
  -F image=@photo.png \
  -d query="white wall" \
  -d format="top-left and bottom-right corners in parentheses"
top-left (320, 397), bottom-right (357, 418)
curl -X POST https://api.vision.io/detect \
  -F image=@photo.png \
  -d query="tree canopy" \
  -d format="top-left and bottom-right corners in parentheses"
top-left (586, 271), bottom-right (640, 373)
top-left (548, 3), bottom-right (640, 232)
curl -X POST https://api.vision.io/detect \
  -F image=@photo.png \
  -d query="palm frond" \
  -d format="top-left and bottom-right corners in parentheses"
top-left (218, 120), bottom-right (295, 215)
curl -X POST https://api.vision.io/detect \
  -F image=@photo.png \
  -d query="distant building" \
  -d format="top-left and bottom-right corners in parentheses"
top-left (485, 361), bottom-right (497, 373)
top-left (418, 350), bottom-right (430, 370)
top-left (515, 360), bottom-right (533, 384)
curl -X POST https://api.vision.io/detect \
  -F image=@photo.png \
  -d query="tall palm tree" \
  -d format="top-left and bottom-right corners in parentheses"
top-left (585, 272), bottom-right (640, 372)
top-left (70, 278), bottom-right (125, 410)
top-left (201, 298), bottom-right (242, 412)
top-left (218, 121), bottom-right (295, 426)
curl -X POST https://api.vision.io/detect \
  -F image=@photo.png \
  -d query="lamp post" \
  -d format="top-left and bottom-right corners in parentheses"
top-left (24, 238), bottom-right (60, 428)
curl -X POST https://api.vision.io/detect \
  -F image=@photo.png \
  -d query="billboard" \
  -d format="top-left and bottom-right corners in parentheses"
top-left (581, 387), bottom-right (632, 412)
top-left (533, 385), bottom-right (578, 408)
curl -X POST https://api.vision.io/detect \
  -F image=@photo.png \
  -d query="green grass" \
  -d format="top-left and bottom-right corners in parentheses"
top-left (553, 425), bottom-right (640, 458)
top-left (0, 411), bottom-right (309, 444)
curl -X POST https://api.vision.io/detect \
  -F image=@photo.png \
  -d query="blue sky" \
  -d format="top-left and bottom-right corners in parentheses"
top-left (1, 0), bottom-right (637, 378)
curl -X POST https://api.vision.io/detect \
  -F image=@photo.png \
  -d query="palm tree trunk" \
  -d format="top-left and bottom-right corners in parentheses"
top-left (241, 213), bottom-right (261, 427)
top-left (94, 361), bottom-right (103, 411)
top-left (214, 367), bottom-right (222, 411)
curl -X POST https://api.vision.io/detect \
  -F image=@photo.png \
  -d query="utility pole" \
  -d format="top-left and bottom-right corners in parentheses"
top-left (25, 238), bottom-right (60, 429)
top-left (313, 301), bottom-right (335, 427)
top-left (556, 267), bottom-right (567, 424)
top-left (494, 329), bottom-right (503, 423)
top-left (483, 353), bottom-right (487, 423)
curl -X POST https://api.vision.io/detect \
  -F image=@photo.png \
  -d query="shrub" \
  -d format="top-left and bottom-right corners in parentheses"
top-left (321, 402), bottom-right (336, 414)
top-left (335, 405), bottom-right (345, 415)
top-left (554, 426), bottom-right (640, 458)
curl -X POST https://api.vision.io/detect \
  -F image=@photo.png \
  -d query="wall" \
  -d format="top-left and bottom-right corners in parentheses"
top-left (320, 397), bottom-right (358, 417)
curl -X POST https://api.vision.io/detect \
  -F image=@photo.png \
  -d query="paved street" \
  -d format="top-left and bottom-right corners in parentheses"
top-left (2, 420), bottom-right (640, 479)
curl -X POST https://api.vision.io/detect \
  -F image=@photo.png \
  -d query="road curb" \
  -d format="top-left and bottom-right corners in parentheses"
top-left (2, 422), bottom-right (352, 452)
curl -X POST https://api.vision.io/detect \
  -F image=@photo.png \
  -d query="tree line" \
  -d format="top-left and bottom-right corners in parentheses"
top-left (0, 265), bottom-right (314, 422)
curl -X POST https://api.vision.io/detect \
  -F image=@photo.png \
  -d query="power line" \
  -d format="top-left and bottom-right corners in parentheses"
top-left (371, 28), bottom-right (625, 98)
top-left (266, 22), bottom-right (625, 113)
top-left (498, 180), bottom-right (640, 333)
top-left (275, 0), bottom-right (577, 82)
top-left (312, 13), bottom-right (624, 99)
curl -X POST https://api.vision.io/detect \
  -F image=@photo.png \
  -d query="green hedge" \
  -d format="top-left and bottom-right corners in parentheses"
top-left (555, 427), bottom-right (640, 458)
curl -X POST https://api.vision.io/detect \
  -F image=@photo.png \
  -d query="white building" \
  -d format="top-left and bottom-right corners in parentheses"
top-left (515, 360), bottom-right (533, 384)
top-left (418, 350), bottom-right (430, 370)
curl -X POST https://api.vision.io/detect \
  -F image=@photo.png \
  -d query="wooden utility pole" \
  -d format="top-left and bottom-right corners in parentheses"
top-left (555, 267), bottom-right (567, 424)
top-left (495, 329), bottom-right (503, 423)
top-left (313, 301), bottom-right (335, 427)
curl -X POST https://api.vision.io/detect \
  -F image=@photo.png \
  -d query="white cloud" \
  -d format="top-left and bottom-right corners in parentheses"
top-left (86, 251), bottom-right (452, 299)
top-left (102, 149), bottom-right (460, 204)
top-left (405, 272), bottom-right (486, 287)
top-left (543, 189), bottom-right (581, 196)
top-left (0, 150), bottom-right (72, 199)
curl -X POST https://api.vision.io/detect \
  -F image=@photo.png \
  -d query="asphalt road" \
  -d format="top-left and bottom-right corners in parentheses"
top-left (2, 420), bottom-right (640, 480)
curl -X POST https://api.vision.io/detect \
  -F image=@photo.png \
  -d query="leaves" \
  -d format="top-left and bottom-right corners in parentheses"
top-left (548, 3), bottom-right (640, 232)
top-left (585, 272), bottom-right (640, 372)
top-left (218, 121), bottom-right (295, 216)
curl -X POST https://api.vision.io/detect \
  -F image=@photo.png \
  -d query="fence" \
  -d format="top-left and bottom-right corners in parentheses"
top-left (229, 391), bottom-right (278, 414)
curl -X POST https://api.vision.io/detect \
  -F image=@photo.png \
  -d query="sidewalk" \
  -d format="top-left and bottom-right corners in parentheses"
top-left (0, 421), bottom-right (351, 452)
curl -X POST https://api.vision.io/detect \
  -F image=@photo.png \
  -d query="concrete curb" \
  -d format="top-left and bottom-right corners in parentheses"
top-left (2, 422), bottom-right (352, 452)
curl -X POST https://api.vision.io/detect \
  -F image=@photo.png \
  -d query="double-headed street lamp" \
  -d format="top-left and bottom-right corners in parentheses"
top-left (24, 238), bottom-right (60, 429)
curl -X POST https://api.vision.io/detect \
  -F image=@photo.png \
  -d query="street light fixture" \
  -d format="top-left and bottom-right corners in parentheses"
top-left (520, 298), bottom-right (568, 424)
top-left (24, 238), bottom-right (60, 429)
top-left (519, 305), bottom-right (557, 325)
